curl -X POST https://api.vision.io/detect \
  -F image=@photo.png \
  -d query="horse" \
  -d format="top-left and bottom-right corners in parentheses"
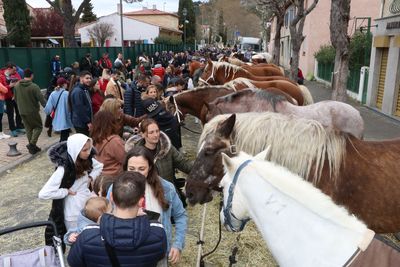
top-left (199, 60), bottom-right (295, 86)
top-left (165, 86), bottom-right (297, 124)
top-left (189, 60), bottom-right (202, 77)
top-left (224, 77), bottom-right (313, 105)
top-left (216, 58), bottom-right (283, 77)
top-left (204, 88), bottom-right (364, 138)
top-left (220, 150), bottom-right (400, 266)
top-left (185, 113), bottom-right (400, 233)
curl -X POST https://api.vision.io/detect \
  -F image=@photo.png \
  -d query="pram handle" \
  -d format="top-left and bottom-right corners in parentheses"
top-left (0, 221), bottom-right (58, 237)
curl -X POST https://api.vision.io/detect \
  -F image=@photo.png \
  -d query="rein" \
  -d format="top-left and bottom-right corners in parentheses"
top-left (223, 159), bottom-right (252, 232)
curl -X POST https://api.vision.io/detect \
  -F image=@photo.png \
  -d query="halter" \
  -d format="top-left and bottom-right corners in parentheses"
top-left (172, 97), bottom-right (184, 124)
top-left (222, 159), bottom-right (252, 232)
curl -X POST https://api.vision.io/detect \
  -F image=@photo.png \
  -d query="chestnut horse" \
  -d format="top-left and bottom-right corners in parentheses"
top-left (224, 77), bottom-right (313, 105)
top-left (165, 86), bottom-right (297, 124)
top-left (217, 57), bottom-right (283, 76)
top-left (199, 60), bottom-right (295, 86)
top-left (204, 88), bottom-right (364, 138)
top-left (189, 60), bottom-right (202, 77)
top-left (186, 113), bottom-right (400, 233)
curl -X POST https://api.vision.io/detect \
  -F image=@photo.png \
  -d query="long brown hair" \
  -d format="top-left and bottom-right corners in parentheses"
top-left (139, 118), bottom-right (158, 134)
top-left (90, 110), bottom-right (120, 144)
top-left (123, 146), bottom-right (169, 210)
top-left (100, 98), bottom-right (121, 118)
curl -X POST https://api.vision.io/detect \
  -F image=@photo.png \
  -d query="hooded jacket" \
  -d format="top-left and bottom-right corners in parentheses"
top-left (125, 132), bottom-right (192, 183)
top-left (14, 79), bottom-right (46, 115)
top-left (67, 213), bottom-right (167, 267)
top-left (39, 134), bottom-right (103, 246)
top-left (70, 83), bottom-right (93, 128)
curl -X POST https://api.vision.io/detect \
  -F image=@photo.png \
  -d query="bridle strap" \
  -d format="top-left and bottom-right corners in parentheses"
top-left (223, 159), bottom-right (252, 232)
top-left (173, 98), bottom-right (183, 124)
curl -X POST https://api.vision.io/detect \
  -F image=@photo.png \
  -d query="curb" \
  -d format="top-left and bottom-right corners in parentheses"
top-left (0, 140), bottom-right (57, 175)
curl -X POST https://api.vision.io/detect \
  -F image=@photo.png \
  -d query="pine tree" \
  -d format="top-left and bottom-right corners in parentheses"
top-left (3, 0), bottom-right (31, 47)
top-left (81, 1), bottom-right (97, 23)
top-left (178, 0), bottom-right (196, 44)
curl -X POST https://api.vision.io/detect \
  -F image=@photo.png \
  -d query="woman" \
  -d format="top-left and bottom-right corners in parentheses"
top-left (44, 77), bottom-right (73, 142)
top-left (39, 134), bottom-right (103, 246)
top-left (88, 78), bottom-right (104, 115)
top-left (124, 146), bottom-right (187, 265)
top-left (141, 85), bottom-right (158, 100)
top-left (100, 98), bottom-right (146, 136)
top-left (125, 118), bottom-right (192, 205)
top-left (97, 69), bottom-right (111, 93)
top-left (91, 110), bottom-right (125, 177)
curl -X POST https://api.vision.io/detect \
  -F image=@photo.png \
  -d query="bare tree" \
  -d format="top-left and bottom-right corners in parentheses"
top-left (45, 0), bottom-right (91, 47)
top-left (87, 22), bottom-right (114, 47)
top-left (288, 0), bottom-right (319, 81)
top-left (330, 0), bottom-right (351, 102)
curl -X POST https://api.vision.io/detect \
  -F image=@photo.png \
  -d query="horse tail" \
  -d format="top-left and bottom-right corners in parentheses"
top-left (299, 85), bottom-right (314, 105)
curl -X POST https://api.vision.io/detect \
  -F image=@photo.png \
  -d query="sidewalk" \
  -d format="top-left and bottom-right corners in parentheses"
top-left (305, 80), bottom-right (400, 140)
top-left (0, 110), bottom-right (58, 174)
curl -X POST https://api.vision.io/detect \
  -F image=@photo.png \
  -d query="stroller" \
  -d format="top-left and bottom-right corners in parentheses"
top-left (0, 221), bottom-right (66, 267)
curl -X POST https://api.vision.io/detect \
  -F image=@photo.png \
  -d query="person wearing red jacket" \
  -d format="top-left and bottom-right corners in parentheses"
top-left (151, 62), bottom-right (165, 81)
top-left (98, 52), bottom-right (112, 71)
top-left (0, 62), bottom-right (24, 137)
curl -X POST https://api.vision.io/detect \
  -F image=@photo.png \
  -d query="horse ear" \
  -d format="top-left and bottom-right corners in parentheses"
top-left (255, 145), bottom-right (271, 160)
top-left (221, 152), bottom-right (235, 173)
top-left (217, 114), bottom-right (236, 138)
top-left (207, 58), bottom-right (213, 65)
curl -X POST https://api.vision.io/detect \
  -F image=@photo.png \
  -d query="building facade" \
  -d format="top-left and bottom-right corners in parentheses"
top-left (366, 0), bottom-right (400, 118)
top-left (268, 1), bottom-right (380, 77)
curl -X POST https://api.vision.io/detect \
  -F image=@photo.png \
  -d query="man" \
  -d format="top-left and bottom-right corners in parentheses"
top-left (80, 53), bottom-right (93, 74)
top-left (124, 75), bottom-right (148, 117)
top-left (14, 68), bottom-right (46, 154)
top-left (50, 55), bottom-right (62, 77)
top-left (99, 52), bottom-right (112, 71)
top-left (192, 58), bottom-right (205, 87)
top-left (0, 62), bottom-right (24, 137)
top-left (67, 171), bottom-right (167, 267)
top-left (70, 71), bottom-right (93, 136)
top-left (105, 70), bottom-right (124, 103)
top-left (114, 52), bottom-right (123, 66)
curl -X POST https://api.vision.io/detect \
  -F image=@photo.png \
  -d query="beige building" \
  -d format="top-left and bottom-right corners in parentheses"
top-left (124, 6), bottom-right (181, 38)
top-left (269, 1), bottom-right (380, 77)
top-left (366, 0), bottom-right (400, 118)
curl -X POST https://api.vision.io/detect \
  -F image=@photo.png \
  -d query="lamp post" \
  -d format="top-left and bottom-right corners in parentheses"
top-left (182, 7), bottom-right (187, 51)
top-left (120, 0), bottom-right (142, 58)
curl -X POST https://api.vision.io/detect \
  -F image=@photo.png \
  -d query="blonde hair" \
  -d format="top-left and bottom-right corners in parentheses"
top-left (84, 197), bottom-right (110, 222)
top-left (100, 98), bottom-right (120, 117)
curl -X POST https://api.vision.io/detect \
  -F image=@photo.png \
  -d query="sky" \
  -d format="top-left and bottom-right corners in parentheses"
top-left (26, 0), bottom-right (180, 16)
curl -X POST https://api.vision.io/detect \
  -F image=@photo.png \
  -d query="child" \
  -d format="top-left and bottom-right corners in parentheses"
top-left (141, 84), bottom-right (158, 100)
top-left (64, 197), bottom-right (111, 245)
top-left (38, 133), bottom-right (103, 247)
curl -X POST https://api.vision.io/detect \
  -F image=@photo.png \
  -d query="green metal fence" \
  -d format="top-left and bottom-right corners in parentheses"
top-left (0, 44), bottom-right (195, 89)
top-left (317, 62), bottom-right (334, 82)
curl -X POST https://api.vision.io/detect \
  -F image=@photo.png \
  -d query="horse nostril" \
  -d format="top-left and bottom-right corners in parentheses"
top-left (186, 192), bottom-right (194, 199)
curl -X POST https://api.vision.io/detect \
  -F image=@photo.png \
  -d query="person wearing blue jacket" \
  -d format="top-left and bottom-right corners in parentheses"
top-left (44, 77), bottom-right (72, 142)
top-left (67, 171), bottom-right (167, 267)
top-left (124, 146), bottom-right (187, 265)
top-left (69, 71), bottom-right (93, 136)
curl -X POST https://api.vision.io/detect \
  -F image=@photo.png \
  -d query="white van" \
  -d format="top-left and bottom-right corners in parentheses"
top-left (238, 37), bottom-right (261, 52)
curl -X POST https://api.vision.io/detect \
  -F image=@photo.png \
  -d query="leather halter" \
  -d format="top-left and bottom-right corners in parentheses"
top-left (222, 159), bottom-right (252, 232)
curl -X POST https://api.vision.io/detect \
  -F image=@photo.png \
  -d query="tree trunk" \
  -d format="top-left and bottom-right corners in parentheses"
top-left (63, 17), bottom-right (77, 47)
top-left (273, 19), bottom-right (283, 65)
top-left (289, 17), bottom-right (305, 81)
top-left (330, 0), bottom-right (351, 102)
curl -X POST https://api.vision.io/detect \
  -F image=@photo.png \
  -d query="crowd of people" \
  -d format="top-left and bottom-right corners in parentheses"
top-left (0, 47), bottom-right (248, 265)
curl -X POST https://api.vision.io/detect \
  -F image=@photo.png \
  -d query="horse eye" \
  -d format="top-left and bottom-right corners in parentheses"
top-left (204, 148), bottom-right (214, 156)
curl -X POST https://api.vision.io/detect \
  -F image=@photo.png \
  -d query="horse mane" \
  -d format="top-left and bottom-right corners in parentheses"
top-left (212, 62), bottom-right (249, 79)
top-left (227, 57), bottom-right (245, 66)
top-left (224, 77), bottom-right (255, 90)
top-left (230, 152), bottom-right (368, 231)
top-left (200, 112), bottom-right (347, 183)
top-left (298, 85), bottom-right (314, 105)
top-left (174, 85), bottom-right (233, 97)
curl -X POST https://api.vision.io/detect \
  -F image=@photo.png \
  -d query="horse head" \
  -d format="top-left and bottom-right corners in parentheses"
top-left (220, 149), bottom-right (270, 232)
top-left (199, 58), bottom-right (217, 85)
top-left (164, 95), bottom-right (184, 123)
top-left (186, 114), bottom-right (237, 205)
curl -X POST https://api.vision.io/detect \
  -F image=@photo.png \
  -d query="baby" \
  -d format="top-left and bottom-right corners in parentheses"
top-left (64, 197), bottom-right (111, 245)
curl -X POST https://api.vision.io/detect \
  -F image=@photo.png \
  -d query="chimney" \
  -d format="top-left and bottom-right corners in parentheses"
top-left (152, 4), bottom-right (156, 10)
top-left (117, 3), bottom-right (121, 14)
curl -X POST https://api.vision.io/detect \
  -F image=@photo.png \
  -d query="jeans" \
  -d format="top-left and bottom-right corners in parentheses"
top-left (74, 126), bottom-right (89, 136)
top-left (5, 99), bottom-right (24, 131)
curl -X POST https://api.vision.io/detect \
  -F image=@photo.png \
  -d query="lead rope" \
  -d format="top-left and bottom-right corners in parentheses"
top-left (196, 203), bottom-right (207, 267)
top-left (199, 199), bottom-right (223, 267)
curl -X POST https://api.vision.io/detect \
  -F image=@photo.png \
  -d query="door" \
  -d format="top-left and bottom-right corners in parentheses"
top-left (376, 48), bottom-right (388, 109)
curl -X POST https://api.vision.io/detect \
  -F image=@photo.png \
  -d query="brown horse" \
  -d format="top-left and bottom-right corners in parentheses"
top-left (185, 113), bottom-right (400, 233)
top-left (224, 77), bottom-right (312, 105)
top-left (204, 88), bottom-right (364, 138)
top-left (165, 86), bottom-right (297, 124)
top-left (189, 60), bottom-right (202, 77)
top-left (200, 59), bottom-right (295, 86)
top-left (220, 55), bottom-right (282, 74)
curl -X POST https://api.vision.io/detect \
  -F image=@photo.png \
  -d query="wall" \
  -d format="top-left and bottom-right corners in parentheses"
top-left (79, 14), bottom-right (160, 46)
top-left (126, 14), bottom-right (179, 31)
